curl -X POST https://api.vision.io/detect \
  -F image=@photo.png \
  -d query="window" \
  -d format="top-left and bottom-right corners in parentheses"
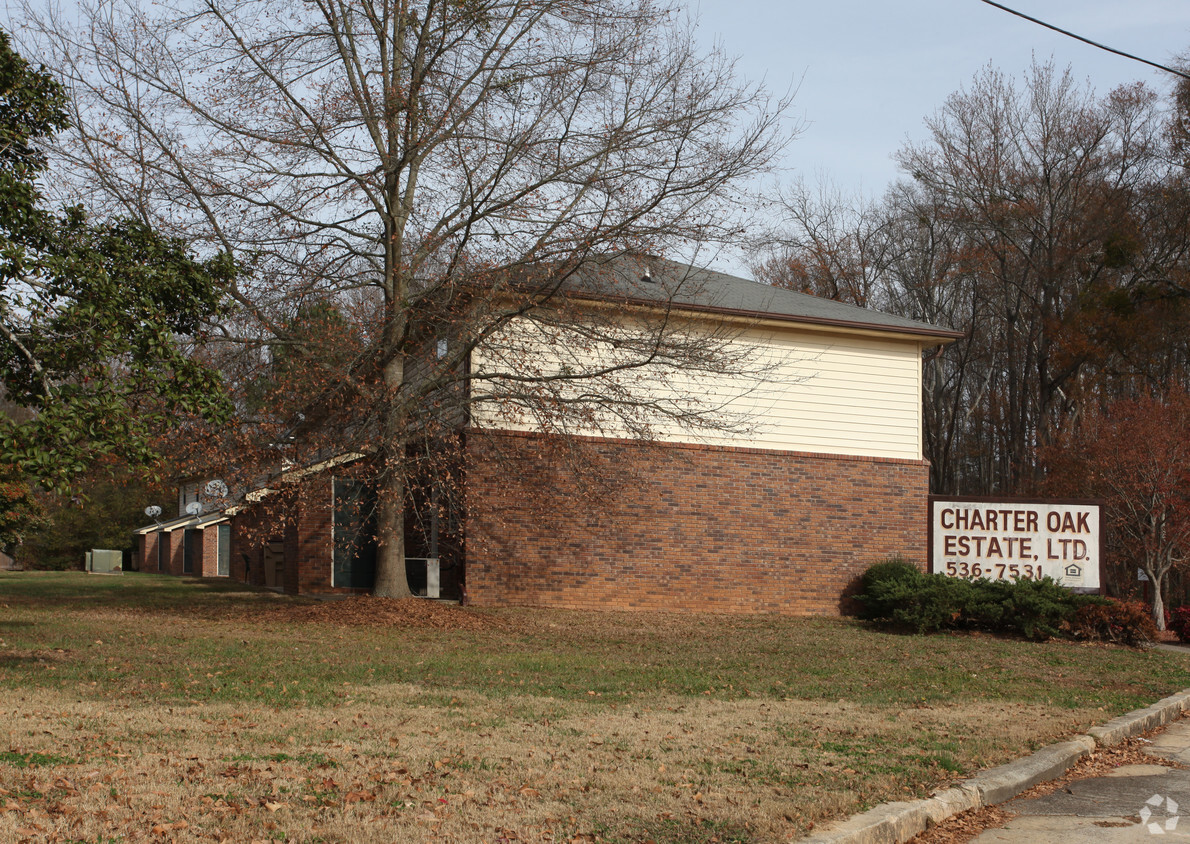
top-left (332, 479), bottom-right (377, 588)
top-left (217, 524), bottom-right (231, 577)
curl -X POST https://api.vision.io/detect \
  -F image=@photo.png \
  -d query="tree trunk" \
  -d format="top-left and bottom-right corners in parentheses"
top-left (373, 467), bottom-right (410, 598)
top-left (1151, 569), bottom-right (1167, 631)
top-left (373, 353), bottom-right (412, 599)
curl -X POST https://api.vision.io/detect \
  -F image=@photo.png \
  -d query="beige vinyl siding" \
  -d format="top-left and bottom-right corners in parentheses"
top-left (402, 335), bottom-right (467, 431)
top-left (470, 318), bottom-right (924, 461)
top-left (709, 328), bottom-right (922, 458)
top-left (178, 481), bottom-right (201, 518)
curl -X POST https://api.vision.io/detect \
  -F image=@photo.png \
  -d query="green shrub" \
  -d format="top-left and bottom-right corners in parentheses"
top-left (856, 561), bottom-right (1100, 641)
top-left (855, 558), bottom-right (924, 620)
top-left (1067, 599), bottom-right (1157, 647)
top-left (887, 574), bottom-right (974, 634)
top-left (856, 559), bottom-right (973, 633)
top-left (994, 577), bottom-right (1088, 640)
top-left (856, 559), bottom-right (923, 624)
top-left (960, 577), bottom-right (1011, 629)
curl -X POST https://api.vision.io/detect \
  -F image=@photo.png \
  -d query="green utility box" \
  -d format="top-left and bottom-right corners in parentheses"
top-left (86, 549), bottom-right (123, 573)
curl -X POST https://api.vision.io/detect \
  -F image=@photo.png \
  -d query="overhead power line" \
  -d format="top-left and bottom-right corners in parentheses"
top-left (978, 0), bottom-right (1190, 82)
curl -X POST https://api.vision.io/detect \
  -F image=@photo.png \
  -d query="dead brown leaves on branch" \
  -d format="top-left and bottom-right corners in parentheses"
top-left (20, 0), bottom-right (795, 598)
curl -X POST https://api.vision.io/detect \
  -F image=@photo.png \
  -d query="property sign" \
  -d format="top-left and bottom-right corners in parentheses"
top-left (929, 497), bottom-right (1101, 591)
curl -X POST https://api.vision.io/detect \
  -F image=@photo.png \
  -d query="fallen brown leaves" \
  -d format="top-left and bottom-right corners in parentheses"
top-left (5, 688), bottom-right (823, 842)
top-left (272, 596), bottom-right (510, 631)
top-left (132, 593), bottom-right (512, 632)
top-left (150, 818), bottom-right (189, 835)
top-left (909, 733), bottom-right (1184, 844)
top-left (6, 687), bottom-right (1179, 844)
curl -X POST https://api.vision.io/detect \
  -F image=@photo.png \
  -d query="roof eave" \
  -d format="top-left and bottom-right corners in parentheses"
top-left (568, 289), bottom-right (966, 344)
top-left (134, 512), bottom-right (230, 534)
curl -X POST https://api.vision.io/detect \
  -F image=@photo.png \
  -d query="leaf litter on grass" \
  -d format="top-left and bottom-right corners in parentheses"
top-left (0, 684), bottom-right (1125, 843)
top-left (4, 573), bottom-right (1190, 842)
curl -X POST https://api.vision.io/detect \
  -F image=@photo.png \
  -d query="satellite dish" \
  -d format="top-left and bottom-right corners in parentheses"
top-left (185, 501), bottom-right (204, 516)
top-left (204, 479), bottom-right (229, 498)
top-left (144, 505), bottom-right (162, 519)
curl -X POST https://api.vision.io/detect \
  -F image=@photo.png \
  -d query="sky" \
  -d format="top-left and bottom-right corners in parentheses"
top-left (10, 0), bottom-right (1190, 279)
top-left (688, 0), bottom-right (1190, 276)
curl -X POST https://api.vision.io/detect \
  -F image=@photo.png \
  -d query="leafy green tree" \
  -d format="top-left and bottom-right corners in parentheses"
top-left (0, 28), bottom-right (236, 492)
top-left (17, 461), bottom-right (166, 570)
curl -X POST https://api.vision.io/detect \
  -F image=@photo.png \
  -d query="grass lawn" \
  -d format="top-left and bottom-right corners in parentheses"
top-left (1, 571), bottom-right (1189, 843)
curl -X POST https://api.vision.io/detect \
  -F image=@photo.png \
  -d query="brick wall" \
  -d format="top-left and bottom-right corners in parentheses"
top-left (463, 430), bottom-right (929, 615)
top-left (138, 533), bottom-right (158, 573)
top-left (226, 478), bottom-right (362, 595)
top-left (200, 526), bottom-right (220, 577)
top-left (139, 525), bottom-right (218, 577)
top-left (296, 485), bottom-right (336, 593)
top-left (230, 510), bottom-right (267, 587)
top-left (165, 529), bottom-right (185, 576)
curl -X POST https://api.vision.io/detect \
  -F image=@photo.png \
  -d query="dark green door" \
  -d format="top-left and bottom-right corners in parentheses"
top-left (217, 524), bottom-right (231, 576)
top-left (183, 529), bottom-right (199, 574)
top-left (333, 479), bottom-right (376, 588)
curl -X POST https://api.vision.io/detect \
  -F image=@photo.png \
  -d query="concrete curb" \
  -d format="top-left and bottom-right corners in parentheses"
top-left (801, 689), bottom-right (1190, 844)
top-left (1087, 689), bottom-right (1190, 747)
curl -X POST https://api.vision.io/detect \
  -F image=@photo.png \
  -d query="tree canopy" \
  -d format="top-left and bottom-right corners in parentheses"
top-left (22, 0), bottom-right (792, 595)
top-left (0, 27), bottom-right (236, 493)
top-left (756, 61), bottom-right (1190, 497)
top-left (1044, 388), bottom-right (1190, 628)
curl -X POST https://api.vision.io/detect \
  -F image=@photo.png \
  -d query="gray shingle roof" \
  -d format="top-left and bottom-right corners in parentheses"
top-left (565, 255), bottom-right (963, 341)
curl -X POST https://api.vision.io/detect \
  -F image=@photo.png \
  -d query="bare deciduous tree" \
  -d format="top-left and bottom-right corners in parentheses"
top-left (19, 0), bottom-right (792, 595)
top-left (898, 62), bottom-right (1175, 491)
top-left (751, 179), bottom-right (891, 308)
top-left (756, 61), bottom-right (1190, 498)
